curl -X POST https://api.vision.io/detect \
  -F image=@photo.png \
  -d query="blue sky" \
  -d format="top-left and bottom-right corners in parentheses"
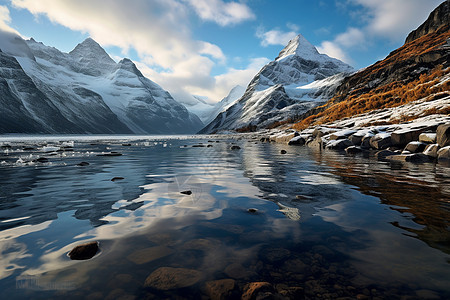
top-left (0, 0), bottom-right (443, 103)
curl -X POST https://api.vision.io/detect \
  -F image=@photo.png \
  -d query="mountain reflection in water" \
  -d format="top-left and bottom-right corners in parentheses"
top-left (0, 135), bottom-right (449, 299)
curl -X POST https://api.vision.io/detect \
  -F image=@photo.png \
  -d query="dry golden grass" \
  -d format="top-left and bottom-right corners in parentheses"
top-left (293, 66), bottom-right (449, 131)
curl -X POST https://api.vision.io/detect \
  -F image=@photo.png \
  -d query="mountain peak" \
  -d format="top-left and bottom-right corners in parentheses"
top-left (275, 34), bottom-right (320, 61)
top-left (69, 37), bottom-right (115, 63)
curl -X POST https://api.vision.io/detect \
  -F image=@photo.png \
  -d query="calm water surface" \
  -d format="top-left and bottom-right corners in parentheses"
top-left (0, 135), bottom-right (449, 299)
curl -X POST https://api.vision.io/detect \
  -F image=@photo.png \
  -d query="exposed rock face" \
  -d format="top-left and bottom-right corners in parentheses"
top-left (200, 34), bottom-right (352, 133)
top-left (405, 1), bottom-right (450, 44)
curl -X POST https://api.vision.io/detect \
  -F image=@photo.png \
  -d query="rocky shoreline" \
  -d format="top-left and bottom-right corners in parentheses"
top-left (252, 94), bottom-right (450, 163)
top-left (258, 119), bottom-right (450, 163)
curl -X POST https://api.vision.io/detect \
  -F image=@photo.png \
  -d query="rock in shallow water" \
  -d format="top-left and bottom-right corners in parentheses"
top-left (242, 282), bottom-right (274, 300)
top-left (204, 279), bottom-right (236, 300)
top-left (144, 267), bottom-right (202, 290)
top-left (68, 241), bottom-right (99, 260)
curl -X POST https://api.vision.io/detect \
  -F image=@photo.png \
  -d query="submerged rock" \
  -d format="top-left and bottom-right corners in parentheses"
top-left (68, 241), bottom-right (99, 260)
top-left (77, 161), bottom-right (90, 166)
top-left (242, 282), bottom-right (274, 300)
top-left (230, 145), bottom-right (241, 150)
top-left (127, 246), bottom-right (173, 265)
top-left (34, 157), bottom-right (49, 163)
top-left (111, 177), bottom-right (125, 181)
top-left (280, 150), bottom-right (287, 154)
top-left (386, 153), bottom-right (431, 163)
top-left (97, 152), bottom-right (122, 157)
top-left (247, 208), bottom-right (258, 214)
top-left (204, 279), bottom-right (236, 300)
top-left (144, 267), bottom-right (201, 290)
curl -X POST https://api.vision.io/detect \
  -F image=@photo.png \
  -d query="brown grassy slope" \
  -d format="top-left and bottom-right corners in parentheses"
top-left (292, 24), bottom-right (450, 131)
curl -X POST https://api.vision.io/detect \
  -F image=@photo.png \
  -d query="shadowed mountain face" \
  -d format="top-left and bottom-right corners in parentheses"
top-left (0, 35), bottom-right (203, 134)
top-left (199, 34), bottom-right (353, 133)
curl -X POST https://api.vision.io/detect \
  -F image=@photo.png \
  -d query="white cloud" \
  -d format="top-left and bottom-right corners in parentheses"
top-left (140, 56), bottom-right (270, 103)
top-left (256, 26), bottom-right (298, 47)
top-left (335, 27), bottom-right (365, 48)
top-left (317, 0), bottom-right (442, 67)
top-left (317, 41), bottom-right (352, 65)
top-left (351, 0), bottom-right (443, 41)
top-left (184, 0), bottom-right (255, 26)
top-left (10, 0), bottom-right (248, 102)
top-left (0, 5), bottom-right (20, 34)
top-left (316, 27), bottom-right (365, 65)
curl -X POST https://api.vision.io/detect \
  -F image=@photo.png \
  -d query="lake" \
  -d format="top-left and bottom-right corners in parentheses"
top-left (0, 135), bottom-right (449, 299)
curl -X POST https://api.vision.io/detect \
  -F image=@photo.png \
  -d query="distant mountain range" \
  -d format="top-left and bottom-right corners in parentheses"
top-left (1, 1), bottom-right (447, 135)
top-left (0, 34), bottom-right (203, 134)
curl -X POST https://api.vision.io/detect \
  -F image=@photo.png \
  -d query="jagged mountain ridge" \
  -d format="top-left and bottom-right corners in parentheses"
top-left (0, 34), bottom-right (203, 134)
top-left (199, 34), bottom-right (353, 133)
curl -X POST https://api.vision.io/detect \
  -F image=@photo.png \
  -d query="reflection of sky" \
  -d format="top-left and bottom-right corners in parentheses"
top-left (1, 136), bottom-right (450, 296)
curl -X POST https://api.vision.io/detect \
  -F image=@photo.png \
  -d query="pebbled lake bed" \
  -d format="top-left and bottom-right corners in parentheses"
top-left (0, 135), bottom-right (449, 299)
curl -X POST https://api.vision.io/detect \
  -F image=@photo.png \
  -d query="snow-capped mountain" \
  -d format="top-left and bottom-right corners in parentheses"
top-left (0, 33), bottom-right (203, 134)
top-left (199, 34), bottom-right (353, 133)
top-left (175, 85), bottom-right (245, 126)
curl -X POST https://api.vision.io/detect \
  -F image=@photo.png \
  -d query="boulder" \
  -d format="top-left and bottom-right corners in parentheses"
top-left (391, 127), bottom-right (429, 147)
top-left (345, 146), bottom-right (363, 154)
top-left (242, 282), bottom-right (275, 300)
top-left (288, 136), bottom-right (306, 146)
top-left (423, 144), bottom-right (440, 158)
top-left (68, 241), bottom-right (99, 260)
top-left (230, 145), bottom-right (241, 150)
top-left (403, 142), bottom-right (427, 153)
top-left (307, 137), bottom-right (324, 150)
top-left (204, 279), bottom-right (236, 300)
top-left (77, 162), bottom-right (90, 166)
top-left (329, 129), bottom-right (356, 140)
top-left (144, 267), bottom-right (201, 290)
top-left (274, 132), bottom-right (299, 144)
top-left (280, 150), bottom-right (287, 154)
top-left (325, 139), bottom-right (353, 150)
top-left (312, 127), bottom-right (338, 138)
top-left (370, 133), bottom-right (392, 150)
top-left (360, 135), bottom-right (373, 149)
top-left (419, 133), bottom-right (437, 143)
top-left (436, 124), bottom-right (450, 147)
top-left (437, 146), bottom-right (450, 161)
top-left (386, 153), bottom-right (431, 163)
top-left (375, 150), bottom-right (398, 159)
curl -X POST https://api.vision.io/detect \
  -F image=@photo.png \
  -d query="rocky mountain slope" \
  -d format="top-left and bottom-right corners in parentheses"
top-left (199, 34), bottom-right (353, 133)
top-left (0, 34), bottom-right (203, 134)
top-left (293, 0), bottom-right (449, 130)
